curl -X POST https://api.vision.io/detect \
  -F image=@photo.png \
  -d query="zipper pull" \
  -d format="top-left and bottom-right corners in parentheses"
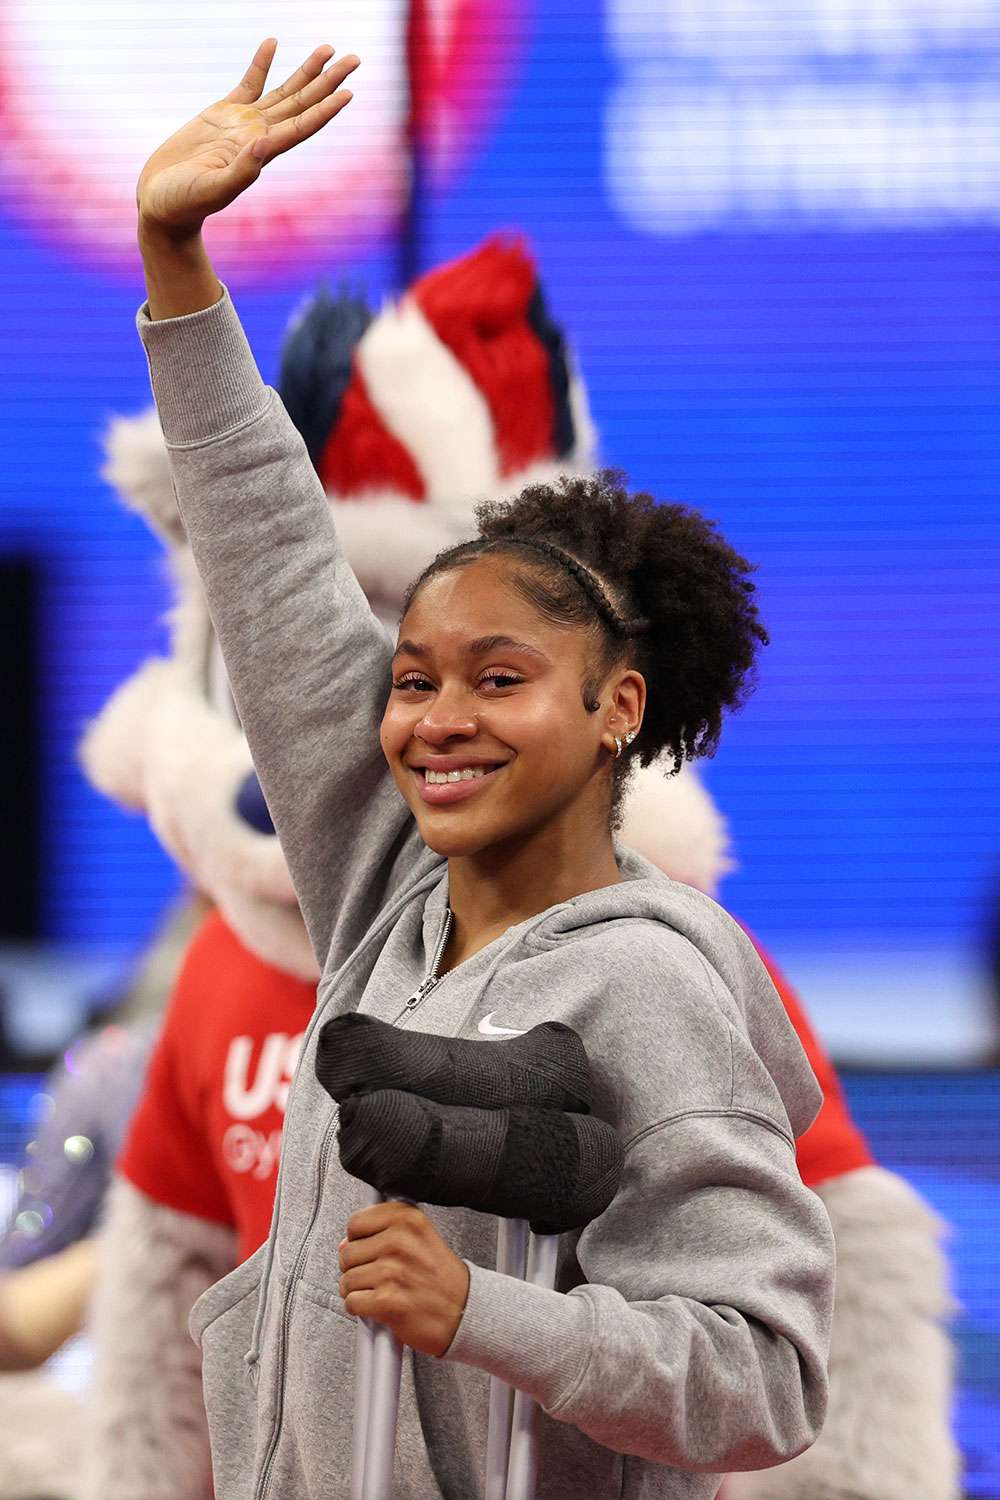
top-left (404, 976), bottom-right (438, 1010)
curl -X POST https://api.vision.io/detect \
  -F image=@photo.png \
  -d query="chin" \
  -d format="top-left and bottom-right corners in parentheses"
top-left (415, 817), bottom-right (496, 859)
top-left (415, 804), bottom-right (545, 861)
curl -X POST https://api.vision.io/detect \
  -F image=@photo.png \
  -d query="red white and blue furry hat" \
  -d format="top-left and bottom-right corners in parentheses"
top-left (103, 236), bottom-right (600, 619)
top-left (279, 236), bottom-right (600, 620)
top-left (83, 238), bottom-right (730, 978)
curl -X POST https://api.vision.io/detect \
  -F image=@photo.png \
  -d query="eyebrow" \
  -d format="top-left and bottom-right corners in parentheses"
top-left (391, 635), bottom-right (551, 664)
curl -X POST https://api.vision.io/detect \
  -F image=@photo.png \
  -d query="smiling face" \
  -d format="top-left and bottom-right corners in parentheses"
top-left (380, 557), bottom-right (639, 861)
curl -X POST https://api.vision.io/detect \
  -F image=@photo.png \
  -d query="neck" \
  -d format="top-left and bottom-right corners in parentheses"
top-left (443, 815), bottom-right (622, 968)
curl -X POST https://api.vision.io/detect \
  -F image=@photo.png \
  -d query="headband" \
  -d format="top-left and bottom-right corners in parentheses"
top-left (507, 536), bottom-right (650, 640)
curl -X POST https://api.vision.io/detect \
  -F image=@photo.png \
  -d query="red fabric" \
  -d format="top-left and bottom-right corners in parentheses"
top-left (319, 363), bottom-right (426, 502)
top-left (411, 237), bottom-right (557, 476)
top-left (117, 910), bottom-right (316, 1264)
top-left (751, 939), bottom-right (875, 1186)
top-left (407, 0), bottom-right (527, 153)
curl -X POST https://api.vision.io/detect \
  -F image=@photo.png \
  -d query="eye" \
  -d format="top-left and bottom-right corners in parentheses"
top-left (477, 670), bottom-right (525, 690)
top-left (392, 672), bottom-right (434, 692)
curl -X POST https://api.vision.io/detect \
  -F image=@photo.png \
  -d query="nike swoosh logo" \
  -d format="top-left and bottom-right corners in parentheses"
top-left (477, 1013), bottom-right (527, 1037)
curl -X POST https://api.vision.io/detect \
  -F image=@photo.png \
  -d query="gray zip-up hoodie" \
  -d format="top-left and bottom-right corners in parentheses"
top-left (136, 290), bottom-right (834, 1500)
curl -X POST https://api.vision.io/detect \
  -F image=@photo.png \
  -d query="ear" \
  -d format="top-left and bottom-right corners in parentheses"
top-left (604, 667), bottom-right (646, 743)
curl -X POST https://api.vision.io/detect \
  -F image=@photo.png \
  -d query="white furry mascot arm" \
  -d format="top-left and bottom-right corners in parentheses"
top-left (85, 1178), bottom-right (236, 1500)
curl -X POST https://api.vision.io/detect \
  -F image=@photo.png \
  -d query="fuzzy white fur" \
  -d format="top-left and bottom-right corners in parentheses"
top-left (79, 657), bottom-right (294, 909)
top-left (79, 657), bottom-right (320, 980)
top-left (726, 1166), bottom-right (961, 1500)
top-left (216, 885), bottom-right (320, 984)
top-left (566, 364), bottom-right (599, 471)
top-left (356, 299), bottom-right (501, 505)
top-left (101, 408), bottom-right (184, 544)
top-left (311, 446), bottom-right (603, 631)
top-left (84, 1178), bottom-right (235, 1500)
top-left (620, 760), bottom-right (734, 897)
top-left (0, 1371), bottom-right (87, 1498)
top-left (323, 492), bottom-right (474, 629)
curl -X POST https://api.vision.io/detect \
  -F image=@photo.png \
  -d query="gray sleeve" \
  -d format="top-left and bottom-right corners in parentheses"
top-left (136, 291), bottom-right (419, 968)
top-left (84, 1176), bottom-right (236, 1500)
top-left (445, 1111), bottom-right (834, 1472)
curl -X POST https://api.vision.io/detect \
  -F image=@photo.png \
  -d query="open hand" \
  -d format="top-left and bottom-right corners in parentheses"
top-left (339, 1201), bottom-right (470, 1357)
top-left (137, 39), bottom-right (359, 237)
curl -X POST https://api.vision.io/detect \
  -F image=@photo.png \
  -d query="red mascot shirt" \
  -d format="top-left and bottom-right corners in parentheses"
top-left (119, 910), bottom-right (871, 1265)
top-left (754, 942), bottom-right (873, 1187)
top-left (118, 910), bottom-right (316, 1263)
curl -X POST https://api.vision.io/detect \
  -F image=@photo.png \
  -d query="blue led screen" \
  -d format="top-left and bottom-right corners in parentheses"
top-left (1, 0), bottom-right (997, 962)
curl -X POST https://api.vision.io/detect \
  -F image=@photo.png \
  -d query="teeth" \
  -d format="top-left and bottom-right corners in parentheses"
top-left (425, 767), bottom-right (491, 784)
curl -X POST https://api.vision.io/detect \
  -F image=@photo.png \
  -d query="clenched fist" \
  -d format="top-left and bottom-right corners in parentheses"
top-left (339, 1201), bottom-right (471, 1358)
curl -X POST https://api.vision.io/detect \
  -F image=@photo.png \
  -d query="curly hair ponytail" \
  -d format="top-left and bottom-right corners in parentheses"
top-left (402, 470), bottom-right (768, 808)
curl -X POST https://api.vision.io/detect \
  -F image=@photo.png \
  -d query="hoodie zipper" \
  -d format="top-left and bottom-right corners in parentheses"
top-left (255, 907), bottom-right (453, 1499)
top-left (392, 908), bottom-right (454, 1025)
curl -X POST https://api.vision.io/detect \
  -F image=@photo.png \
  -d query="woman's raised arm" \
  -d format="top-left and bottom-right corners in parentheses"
top-left (133, 45), bottom-right (424, 968)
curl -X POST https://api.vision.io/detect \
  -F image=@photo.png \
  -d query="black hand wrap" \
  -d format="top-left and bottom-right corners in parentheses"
top-left (316, 1014), bottom-right (592, 1115)
top-left (337, 1091), bottom-right (624, 1236)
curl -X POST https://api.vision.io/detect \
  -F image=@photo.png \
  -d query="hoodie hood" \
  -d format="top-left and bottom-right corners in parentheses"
top-left (536, 846), bottom-right (822, 1142)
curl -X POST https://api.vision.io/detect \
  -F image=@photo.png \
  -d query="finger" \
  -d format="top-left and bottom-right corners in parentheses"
top-left (265, 52), bottom-right (360, 124)
top-left (345, 1200), bottom-right (420, 1243)
top-left (340, 1225), bottom-right (409, 1271)
top-left (340, 1257), bottom-right (402, 1297)
top-left (227, 37), bottom-right (278, 104)
top-left (340, 1263), bottom-right (376, 1296)
top-left (252, 88), bottom-right (354, 164)
top-left (258, 43), bottom-right (334, 111)
top-left (342, 1287), bottom-right (386, 1321)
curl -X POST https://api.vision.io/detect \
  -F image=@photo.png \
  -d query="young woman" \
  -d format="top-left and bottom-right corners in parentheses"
top-left (131, 40), bottom-right (834, 1500)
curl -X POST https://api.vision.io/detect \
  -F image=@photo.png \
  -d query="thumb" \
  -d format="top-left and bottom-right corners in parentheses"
top-left (216, 137), bottom-right (267, 200)
top-left (249, 131), bottom-right (278, 167)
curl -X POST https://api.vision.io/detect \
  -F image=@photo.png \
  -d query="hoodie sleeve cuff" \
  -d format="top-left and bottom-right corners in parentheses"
top-left (136, 287), bottom-right (270, 448)
top-left (443, 1261), bottom-right (593, 1409)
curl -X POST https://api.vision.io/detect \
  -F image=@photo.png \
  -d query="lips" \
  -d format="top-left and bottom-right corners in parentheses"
top-left (409, 762), bottom-right (506, 807)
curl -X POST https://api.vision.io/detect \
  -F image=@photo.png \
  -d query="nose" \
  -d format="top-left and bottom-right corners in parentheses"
top-left (414, 687), bottom-right (478, 746)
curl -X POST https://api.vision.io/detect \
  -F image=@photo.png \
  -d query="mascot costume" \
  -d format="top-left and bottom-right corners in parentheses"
top-left (80, 239), bottom-right (959, 1500)
top-left (0, 899), bottom-right (203, 1500)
